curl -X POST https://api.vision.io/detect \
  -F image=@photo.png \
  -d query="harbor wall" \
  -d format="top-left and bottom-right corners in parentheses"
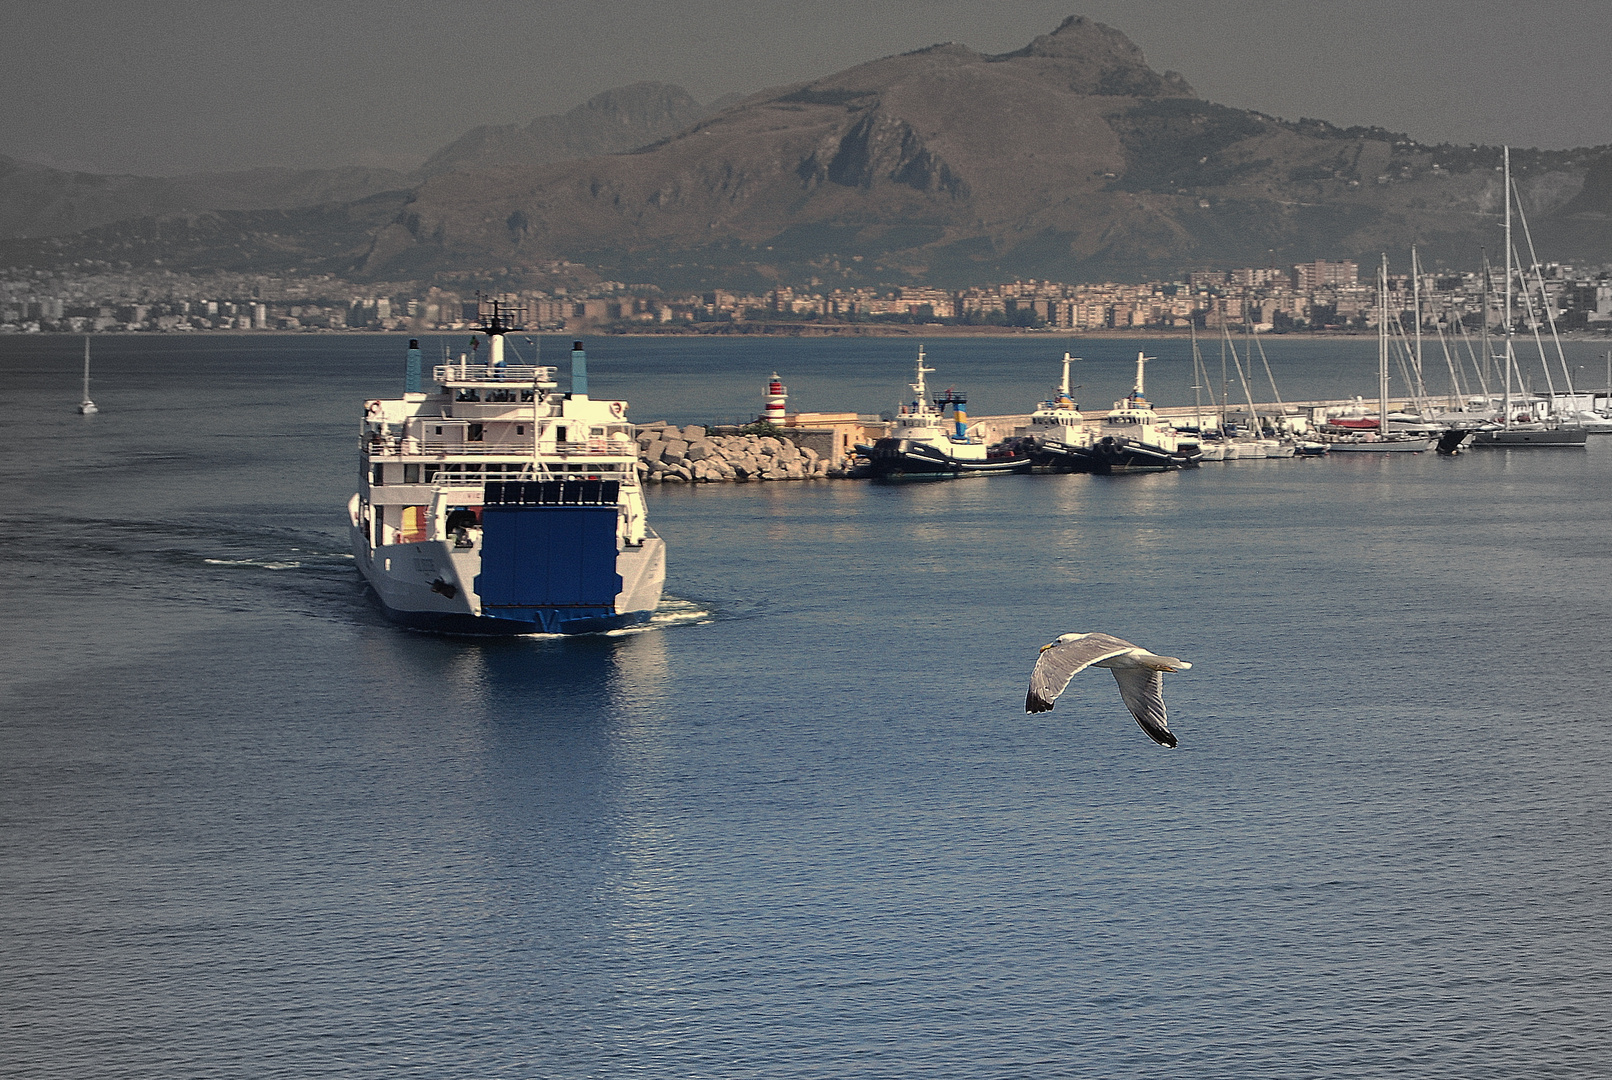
top-left (633, 397), bottom-right (1426, 484)
top-left (634, 423), bottom-right (841, 482)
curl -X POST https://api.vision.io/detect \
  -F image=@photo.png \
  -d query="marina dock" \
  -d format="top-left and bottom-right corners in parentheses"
top-left (633, 397), bottom-right (1481, 483)
top-left (960, 398), bottom-right (1422, 444)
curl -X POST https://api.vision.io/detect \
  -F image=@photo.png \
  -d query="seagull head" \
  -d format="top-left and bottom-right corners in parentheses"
top-left (1041, 632), bottom-right (1089, 652)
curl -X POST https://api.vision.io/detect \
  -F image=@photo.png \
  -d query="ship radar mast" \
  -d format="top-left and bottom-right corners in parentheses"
top-left (911, 345), bottom-right (934, 404)
top-left (473, 293), bottom-right (528, 369)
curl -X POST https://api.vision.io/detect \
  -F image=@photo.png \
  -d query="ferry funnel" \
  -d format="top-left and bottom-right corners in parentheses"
top-left (955, 405), bottom-right (968, 439)
top-left (571, 340), bottom-right (588, 396)
top-left (405, 339), bottom-right (421, 393)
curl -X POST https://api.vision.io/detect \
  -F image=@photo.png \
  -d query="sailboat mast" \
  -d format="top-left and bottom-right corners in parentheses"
top-left (1190, 322), bottom-right (1203, 430)
top-left (1252, 330), bottom-right (1287, 419)
top-left (1412, 246), bottom-right (1424, 406)
top-left (1503, 147), bottom-right (1513, 428)
top-left (83, 336), bottom-right (91, 400)
top-left (1480, 248), bottom-right (1493, 395)
top-left (1219, 331), bottom-right (1229, 431)
top-left (1379, 255), bottom-right (1390, 436)
top-left (1233, 327), bottom-right (1260, 433)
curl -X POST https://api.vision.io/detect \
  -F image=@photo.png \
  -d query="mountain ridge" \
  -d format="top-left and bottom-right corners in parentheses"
top-left (4, 16), bottom-right (1611, 286)
top-left (0, 80), bottom-right (727, 242)
top-left (0, 156), bottom-right (413, 241)
top-left (416, 81), bottom-right (731, 177)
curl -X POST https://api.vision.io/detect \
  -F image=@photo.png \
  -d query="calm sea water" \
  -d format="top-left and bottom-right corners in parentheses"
top-left (3, 333), bottom-right (1611, 1079)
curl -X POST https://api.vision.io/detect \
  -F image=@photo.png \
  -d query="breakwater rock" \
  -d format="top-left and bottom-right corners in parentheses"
top-left (634, 423), bottom-right (835, 483)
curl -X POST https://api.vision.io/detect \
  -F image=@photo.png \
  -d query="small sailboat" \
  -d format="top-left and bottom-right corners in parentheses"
top-left (77, 336), bottom-right (98, 415)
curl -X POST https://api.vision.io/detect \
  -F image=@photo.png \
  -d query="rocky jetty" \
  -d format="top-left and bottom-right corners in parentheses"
top-left (634, 423), bottom-right (835, 483)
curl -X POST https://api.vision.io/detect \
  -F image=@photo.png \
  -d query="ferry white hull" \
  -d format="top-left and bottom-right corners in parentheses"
top-left (350, 495), bottom-right (665, 635)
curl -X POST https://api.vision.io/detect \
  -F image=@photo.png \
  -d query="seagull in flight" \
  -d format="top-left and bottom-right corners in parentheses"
top-left (1026, 632), bottom-right (1193, 747)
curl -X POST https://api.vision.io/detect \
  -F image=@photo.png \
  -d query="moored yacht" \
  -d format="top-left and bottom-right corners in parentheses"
top-left (1466, 394), bottom-right (1588, 447)
top-left (349, 304), bottom-right (664, 634)
top-left (1327, 258), bottom-right (1435, 454)
top-left (1466, 149), bottom-right (1586, 450)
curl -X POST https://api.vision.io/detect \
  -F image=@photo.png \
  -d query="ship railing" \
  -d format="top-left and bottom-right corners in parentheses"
top-left (425, 468), bottom-right (635, 488)
top-left (364, 436), bottom-right (636, 459)
top-left (482, 479), bottom-right (623, 507)
top-left (554, 439), bottom-right (637, 456)
top-left (433, 363), bottom-right (556, 385)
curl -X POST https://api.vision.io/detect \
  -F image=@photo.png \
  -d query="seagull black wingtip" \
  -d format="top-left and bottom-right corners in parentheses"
top-left (1139, 721), bottom-right (1178, 748)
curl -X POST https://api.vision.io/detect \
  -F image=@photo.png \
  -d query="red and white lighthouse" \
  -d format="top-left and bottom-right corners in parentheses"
top-left (762, 373), bottom-right (787, 424)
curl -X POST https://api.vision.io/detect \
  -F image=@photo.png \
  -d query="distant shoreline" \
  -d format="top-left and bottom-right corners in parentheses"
top-left (14, 325), bottom-right (1612, 342)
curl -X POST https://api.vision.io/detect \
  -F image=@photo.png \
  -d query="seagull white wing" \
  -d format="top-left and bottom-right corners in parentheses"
top-left (1111, 668), bottom-right (1177, 748)
top-left (1025, 633), bottom-right (1135, 713)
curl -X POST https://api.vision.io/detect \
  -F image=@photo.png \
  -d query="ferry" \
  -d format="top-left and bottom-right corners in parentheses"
top-left (855, 347), bottom-right (1032, 478)
top-left (349, 305), bottom-right (664, 634)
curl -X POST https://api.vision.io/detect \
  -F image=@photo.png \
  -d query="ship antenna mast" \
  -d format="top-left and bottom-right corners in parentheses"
top-left (1135, 352), bottom-right (1154, 397)
top-left (911, 345), bottom-right (934, 406)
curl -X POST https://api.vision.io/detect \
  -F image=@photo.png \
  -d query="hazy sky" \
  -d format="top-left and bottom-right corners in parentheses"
top-left (5, 0), bottom-right (1610, 176)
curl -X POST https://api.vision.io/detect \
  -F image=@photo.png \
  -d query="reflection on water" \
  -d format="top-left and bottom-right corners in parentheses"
top-left (7, 336), bottom-right (1612, 1078)
top-left (607, 628), bottom-right (673, 718)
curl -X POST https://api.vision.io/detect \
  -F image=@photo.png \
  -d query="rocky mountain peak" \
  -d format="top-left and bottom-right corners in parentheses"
top-left (1001, 15), bottom-right (1194, 98)
top-left (569, 82), bottom-right (703, 130)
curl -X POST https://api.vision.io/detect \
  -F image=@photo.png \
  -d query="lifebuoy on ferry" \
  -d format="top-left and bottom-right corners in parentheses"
top-left (610, 401), bottom-right (624, 418)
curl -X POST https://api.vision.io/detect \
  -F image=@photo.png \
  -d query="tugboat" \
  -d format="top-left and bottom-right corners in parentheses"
top-left (1017, 352), bottom-right (1096, 471)
top-left (856, 347), bottom-right (1032, 479)
top-left (1053, 353), bottom-right (1201, 473)
top-left (348, 301), bottom-right (664, 634)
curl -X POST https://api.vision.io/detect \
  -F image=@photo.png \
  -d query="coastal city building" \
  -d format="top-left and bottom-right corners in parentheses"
top-left (3, 258), bottom-right (1610, 336)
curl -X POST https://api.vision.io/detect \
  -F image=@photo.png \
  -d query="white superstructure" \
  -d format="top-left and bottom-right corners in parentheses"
top-left (1023, 352), bottom-right (1092, 448)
